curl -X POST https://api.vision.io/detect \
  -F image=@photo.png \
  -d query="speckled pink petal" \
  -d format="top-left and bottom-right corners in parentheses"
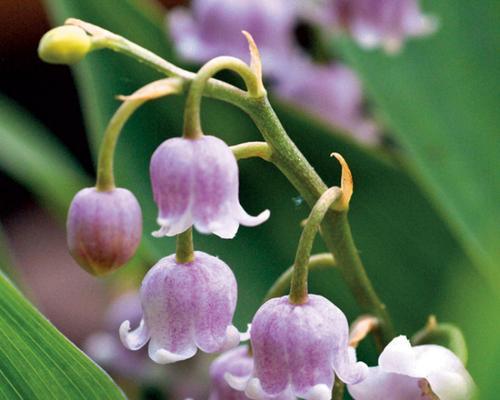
top-left (192, 252), bottom-right (238, 353)
top-left (150, 137), bottom-right (194, 237)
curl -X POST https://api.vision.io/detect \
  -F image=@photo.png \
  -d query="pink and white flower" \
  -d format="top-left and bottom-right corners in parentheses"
top-left (150, 135), bottom-right (270, 239)
top-left (120, 251), bottom-right (241, 364)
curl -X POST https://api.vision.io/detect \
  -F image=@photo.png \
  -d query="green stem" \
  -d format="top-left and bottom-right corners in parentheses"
top-left (289, 188), bottom-right (342, 304)
top-left (64, 18), bottom-right (394, 347)
top-left (231, 141), bottom-right (272, 161)
top-left (264, 253), bottom-right (335, 302)
top-left (243, 97), bottom-right (394, 347)
top-left (95, 97), bottom-right (147, 191)
top-left (183, 56), bottom-right (263, 138)
top-left (332, 377), bottom-right (345, 400)
top-left (176, 228), bottom-right (194, 264)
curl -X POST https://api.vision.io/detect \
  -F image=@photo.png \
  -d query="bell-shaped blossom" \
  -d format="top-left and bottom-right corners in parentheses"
top-left (168, 0), bottom-right (297, 77)
top-left (67, 187), bottom-right (142, 276)
top-left (274, 58), bottom-right (378, 143)
top-left (120, 251), bottom-right (241, 364)
top-left (227, 295), bottom-right (367, 400)
top-left (348, 335), bottom-right (475, 400)
top-left (210, 345), bottom-right (295, 400)
top-left (305, 0), bottom-right (436, 53)
top-left (150, 135), bottom-right (270, 239)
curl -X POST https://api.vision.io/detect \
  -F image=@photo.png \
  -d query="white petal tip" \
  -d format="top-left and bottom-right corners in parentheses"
top-left (222, 325), bottom-right (241, 351)
top-left (239, 324), bottom-right (252, 342)
top-left (149, 347), bottom-right (197, 364)
top-left (305, 384), bottom-right (332, 400)
top-left (245, 378), bottom-right (267, 400)
top-left (238, 208), bottom-right (271, 228)
top-left (224, 372), bottom-right (250, 391)
top-left (119, 319), bottom-right (149, 351)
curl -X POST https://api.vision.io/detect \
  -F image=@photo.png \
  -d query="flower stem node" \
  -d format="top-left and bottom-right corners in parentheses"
top-left (38, 26), bottom-right (92, 65)
top-left (120, 251), bottom-right (242, 364)
top-left (150, 135), bottom-right (270, 239)
top-left (347, 336), bottom-right (476, 400)
top-left (229, 295), bottom-right (367, 400)
top-left (66, 187), bottom-right (142, 276)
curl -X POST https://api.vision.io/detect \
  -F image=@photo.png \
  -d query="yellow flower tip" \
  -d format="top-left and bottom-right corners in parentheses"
top-left (38, 26), bottom-right (92, 65)
top-left (241, 30), bottom-right (265, 96)
top-left (330, 152), bottom-right (353, 210)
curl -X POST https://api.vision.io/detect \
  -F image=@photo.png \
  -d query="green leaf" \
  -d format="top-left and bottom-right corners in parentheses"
top-left (335, 0), bottom-right (500, 286)
top-left (0, 271), bottom-right (125, 399)
top-left (0, 95), bottom-right (90, 218)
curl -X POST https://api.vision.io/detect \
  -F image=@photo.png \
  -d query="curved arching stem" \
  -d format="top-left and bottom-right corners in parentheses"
top-left (289, 187), bottom-right (342, 304)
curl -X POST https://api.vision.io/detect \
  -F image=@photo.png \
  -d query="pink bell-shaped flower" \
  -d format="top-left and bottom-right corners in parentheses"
top-left (228, 295), bottom-right (367, 400)
top-left (306, 0), bottom-right (436, 53)
top-left (120, 251), bottom-right (241, 364)
top-left (274, 59), bottom-right (378, 143)
top-left (348, 336), bottom-right (475, 400)
top-left (150, 135), bottom-right (270, 239)
top-left (66, 187), bottom-right (142, 276)
top-left (168, 0), bottom-right (296, 78)
top-left (210, 345), bottom-right (295, 400)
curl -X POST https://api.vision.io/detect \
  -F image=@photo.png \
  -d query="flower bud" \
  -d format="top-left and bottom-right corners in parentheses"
top-left (67, 187), bottom-right (142, 276)
top-left (38, 26), bottom-right (92, 65)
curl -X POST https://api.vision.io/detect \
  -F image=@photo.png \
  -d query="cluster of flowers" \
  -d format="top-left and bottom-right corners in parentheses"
top-left (68, 133), bottom-right (473, 399)
top-left (168, 0), bottom-right (436, 143)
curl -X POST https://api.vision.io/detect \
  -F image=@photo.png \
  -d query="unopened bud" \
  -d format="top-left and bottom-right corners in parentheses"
top-left (67, 187), bottom-right (142, 276)
top-left (38, 26), bottom-right (91, 65)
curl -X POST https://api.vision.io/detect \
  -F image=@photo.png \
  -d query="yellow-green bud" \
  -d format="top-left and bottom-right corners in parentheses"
top-left (38, 26), bottom-right (92, 65)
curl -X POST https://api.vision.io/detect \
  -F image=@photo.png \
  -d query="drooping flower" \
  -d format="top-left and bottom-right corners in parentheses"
top-left (120, 251), bottom-right (241, 364)
top-left (274, 58), bottom-right (378, 143)
top-left (66, 187), bottom-right (142, 276)
top-left (210, 345), bottom-right (295, 400)
top-left (168, 0), bottom-right (297, 77)
top-left (150, 135), bottom-right (270, 239)
top-left (305, 0), bottom-right (437, 53)
top-left (347, 335), bottom-right (475, 400)
top-left (227, 295), bottom-right (367, 400)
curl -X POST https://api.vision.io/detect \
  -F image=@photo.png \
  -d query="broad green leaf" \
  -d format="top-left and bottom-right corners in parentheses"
top-left (44, 0), bottom-right (468, 367)
top-left (0, 271), bottom-right (125, 399)
top-left (0, 95), bottom-right (90, 218)
top-left (335, 0), bottom-right (500, 286)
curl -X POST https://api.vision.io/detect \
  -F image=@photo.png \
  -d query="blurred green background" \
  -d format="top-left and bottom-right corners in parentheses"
top-left (0, 0), bottom-right (498, 398)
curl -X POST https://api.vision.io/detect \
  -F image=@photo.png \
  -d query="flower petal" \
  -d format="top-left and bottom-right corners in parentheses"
top-left (414, 345), bottom-right (475, 400)
top-left (333, 346), bottom-right (368, 385)
top-left (192, 253), bottom-right (238, 353)
top-left (347, 367), bottom-right (422, 400)
top-left (236, 204), bottom-right (271, 227)
top-left (303, 384), bottom-right (332, 400)
top-left (225, 372), bottom-right (251, 391)
top-left (378, 335), bottom-right (420, 377)
top-left (148, 343), bottom-right (197, 364)
top-left (150, 137), bottom-right (194, 236)
top-left (119, 318), bottom-right (150, 350)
